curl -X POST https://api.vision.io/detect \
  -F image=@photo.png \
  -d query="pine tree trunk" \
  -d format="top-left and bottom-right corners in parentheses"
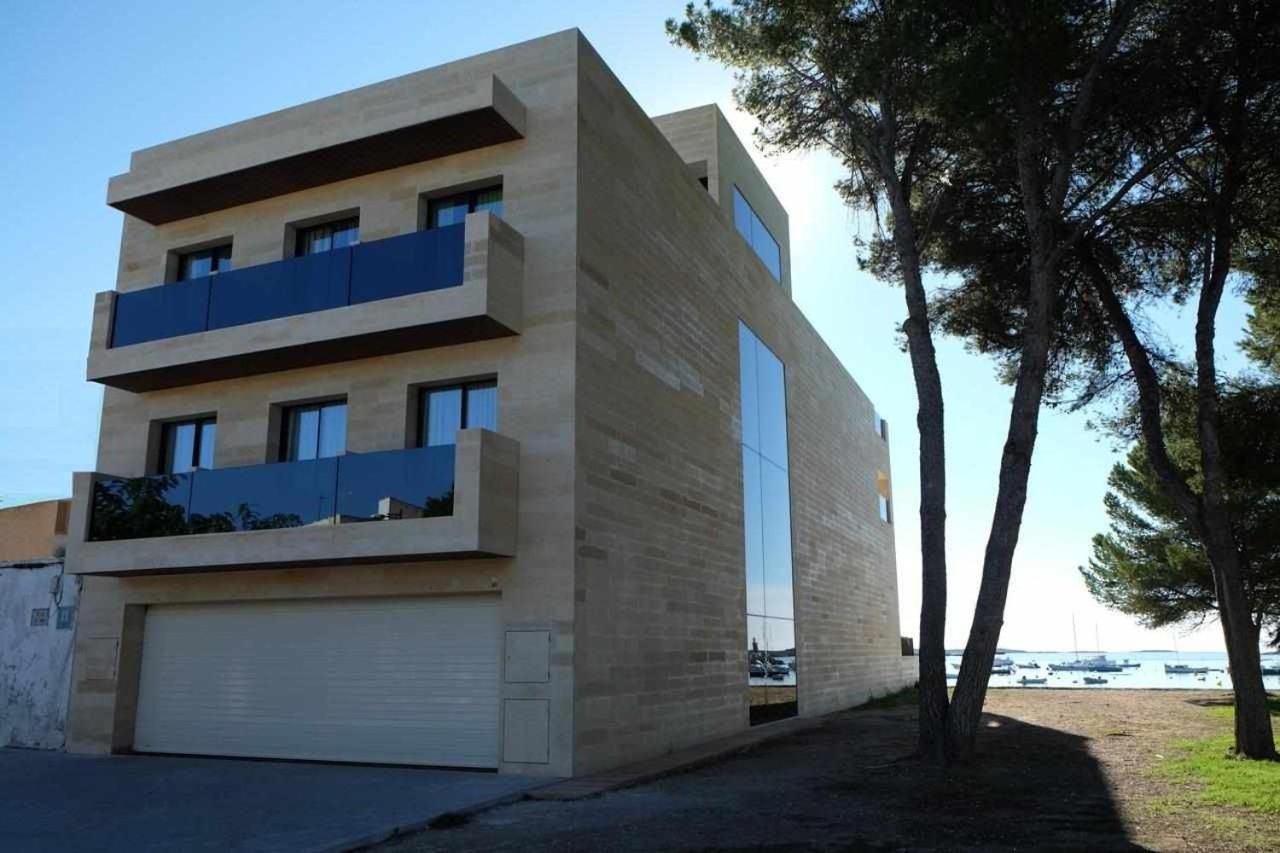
top-left (947, 113), bottom-right (1060, 760)
top-left (1193, 182), bottom-right (1277, 759)
top-left (946, 259), bottom-right (1056, 760)
top-left (885, 183), bottom-right (949, 764)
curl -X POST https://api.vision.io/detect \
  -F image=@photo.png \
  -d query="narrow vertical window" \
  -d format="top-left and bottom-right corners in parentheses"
top-left (875, 411), bottom-right (889, 441)
top-left (877, 471), bottom-right (893, 523)
top-left (739, 322), bottom-right (797, 724)
top-left (732, 187), bottom-right (782, 282)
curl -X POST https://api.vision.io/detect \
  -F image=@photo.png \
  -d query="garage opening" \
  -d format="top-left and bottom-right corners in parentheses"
top-left (132, 595), bottom-right (500, 768)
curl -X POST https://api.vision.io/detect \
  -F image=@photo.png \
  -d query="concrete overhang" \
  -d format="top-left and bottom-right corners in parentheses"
top-left (107, 74), bottom-right (526, 225)
top-left (64, 429), bottom-right (519, 576)
top-left (87, 212), bottom-right (523, 393)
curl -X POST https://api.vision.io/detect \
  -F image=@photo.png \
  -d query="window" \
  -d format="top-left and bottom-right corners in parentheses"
top-left (733, 187), bottom-right (782, 282)
top-left (426, 185), bottom-right (503, 229)
top-left (739, 322), bottom-right (797, 725)
top-left (280, 400), bottom-right (347, 461)
top-left (177, 245), bottom-right (232, 281)
top-left (160, 417), bottom-right (216, 474)
top-left (877, 471), bottom-right (893, 523)
top-left (875, 411), bottom-right (889, 441)
top-left (419, 381), bottom-right (497, 447)
top-left (296, 217), bottom-right (359, 256)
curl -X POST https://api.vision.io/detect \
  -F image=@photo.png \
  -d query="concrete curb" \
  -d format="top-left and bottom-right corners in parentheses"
top-left (528, 713), bottom-right (829, 802)
top-left (336, 778), bottom-right (564, 853)
top-left (337, 703), bottom-right (907, 849)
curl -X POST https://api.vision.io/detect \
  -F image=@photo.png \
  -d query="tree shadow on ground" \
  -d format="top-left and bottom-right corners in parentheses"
top-left (1183, 692), bottom-right (1280, 713)
top-left (809, 709), bottom-right (1150, 851)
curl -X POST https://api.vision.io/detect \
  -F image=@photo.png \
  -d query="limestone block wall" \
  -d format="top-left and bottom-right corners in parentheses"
top-left (572, 37), bottom-right (910, 774)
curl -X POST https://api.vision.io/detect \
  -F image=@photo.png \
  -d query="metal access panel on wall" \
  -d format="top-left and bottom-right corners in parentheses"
top-left (133, 595), bottom-right (501, 768)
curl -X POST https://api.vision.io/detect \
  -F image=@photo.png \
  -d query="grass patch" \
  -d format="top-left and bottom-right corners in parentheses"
top-left (1152, 696), bottom-right (1280, 817)
top-left (856, 684), bottom-right (918, 711)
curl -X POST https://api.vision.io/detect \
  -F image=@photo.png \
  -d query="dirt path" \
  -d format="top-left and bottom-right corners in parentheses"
top-left (378, 689), bottom-right (1274, 852)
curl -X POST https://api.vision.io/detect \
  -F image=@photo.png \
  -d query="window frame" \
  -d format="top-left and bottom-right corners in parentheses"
top-left (423, 184), bottom-right (504, 230)
top-left (416, 379), bottom-right (498, 447)
top-left (278, 398), bottom-right (348, 462)
top-left (294, 216), bottom-right (360, 257)
top-left (158, 416), bottom-right (217, 474)
top-left (732, 186), bottom-right (783, 283)
top-left (175, 243), bottom-right (233, 282)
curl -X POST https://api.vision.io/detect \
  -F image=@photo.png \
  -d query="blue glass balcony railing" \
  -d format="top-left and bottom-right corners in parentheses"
top-left (88, 445), bottom-right (456, 541)
top-left (109, 224), bottom-right (466, 348)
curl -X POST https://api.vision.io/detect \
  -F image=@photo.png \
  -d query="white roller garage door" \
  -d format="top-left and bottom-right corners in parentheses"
top-left (133, 595), bottom-right (501, 768)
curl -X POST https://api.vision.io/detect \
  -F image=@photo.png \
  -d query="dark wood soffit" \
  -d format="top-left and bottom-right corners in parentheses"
top-left (111, 108), bottom-right (523, 225)
top-left (86, 549), bottom-right (500, 577)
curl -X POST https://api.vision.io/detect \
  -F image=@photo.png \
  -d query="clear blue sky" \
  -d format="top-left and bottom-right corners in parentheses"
top-left (1, 0), bottom-right (1250, 650)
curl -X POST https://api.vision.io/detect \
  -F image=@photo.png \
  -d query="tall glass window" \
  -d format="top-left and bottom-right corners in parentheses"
top-left (733, 187), bottom-right (782, 282)
top-left (739, 322), bottom-right (797, 724)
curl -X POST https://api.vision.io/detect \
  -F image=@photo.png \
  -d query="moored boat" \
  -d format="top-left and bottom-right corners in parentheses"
top-left (1165, 663), bottom-right (1210, 675)
top-left (1048, 655), bottom-right (1124, 673)
top-left (1083, 676), bottom-right (1108, 685)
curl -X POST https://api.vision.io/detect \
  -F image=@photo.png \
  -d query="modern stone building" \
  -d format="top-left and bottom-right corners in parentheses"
top-left (64, 29), bottom-right (915, 777)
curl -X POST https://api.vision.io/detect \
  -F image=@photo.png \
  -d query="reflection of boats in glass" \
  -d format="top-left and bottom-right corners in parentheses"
top-left (1019, 676), bottom-right (1047, 686)
top-left (1083, 676), bottom-right (1108, 685)
top-left (749, 660), bottom-right (768, 678)
top-left (767, 659), bottom-right (790, 680)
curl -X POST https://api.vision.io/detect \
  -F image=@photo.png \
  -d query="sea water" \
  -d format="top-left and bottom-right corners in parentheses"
top-left (944, 649), bottom-right (1280, 690)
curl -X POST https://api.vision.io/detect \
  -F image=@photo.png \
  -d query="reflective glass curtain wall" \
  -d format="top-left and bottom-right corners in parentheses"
top-left (739, 322), bottom-right (798, 724)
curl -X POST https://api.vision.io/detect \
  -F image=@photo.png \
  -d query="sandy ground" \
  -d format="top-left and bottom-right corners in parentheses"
top-left (376, 689), bottom-right (1275, 852)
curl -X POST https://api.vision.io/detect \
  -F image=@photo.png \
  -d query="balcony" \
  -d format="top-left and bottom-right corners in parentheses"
top-left (87, 212), bottom-right (523, 392)
top-left (64, 428), bottom-right (519, 576)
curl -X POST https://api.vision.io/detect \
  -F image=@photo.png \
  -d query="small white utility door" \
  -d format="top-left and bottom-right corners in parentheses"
top-left (133, 595), bottom-right (501, 768)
